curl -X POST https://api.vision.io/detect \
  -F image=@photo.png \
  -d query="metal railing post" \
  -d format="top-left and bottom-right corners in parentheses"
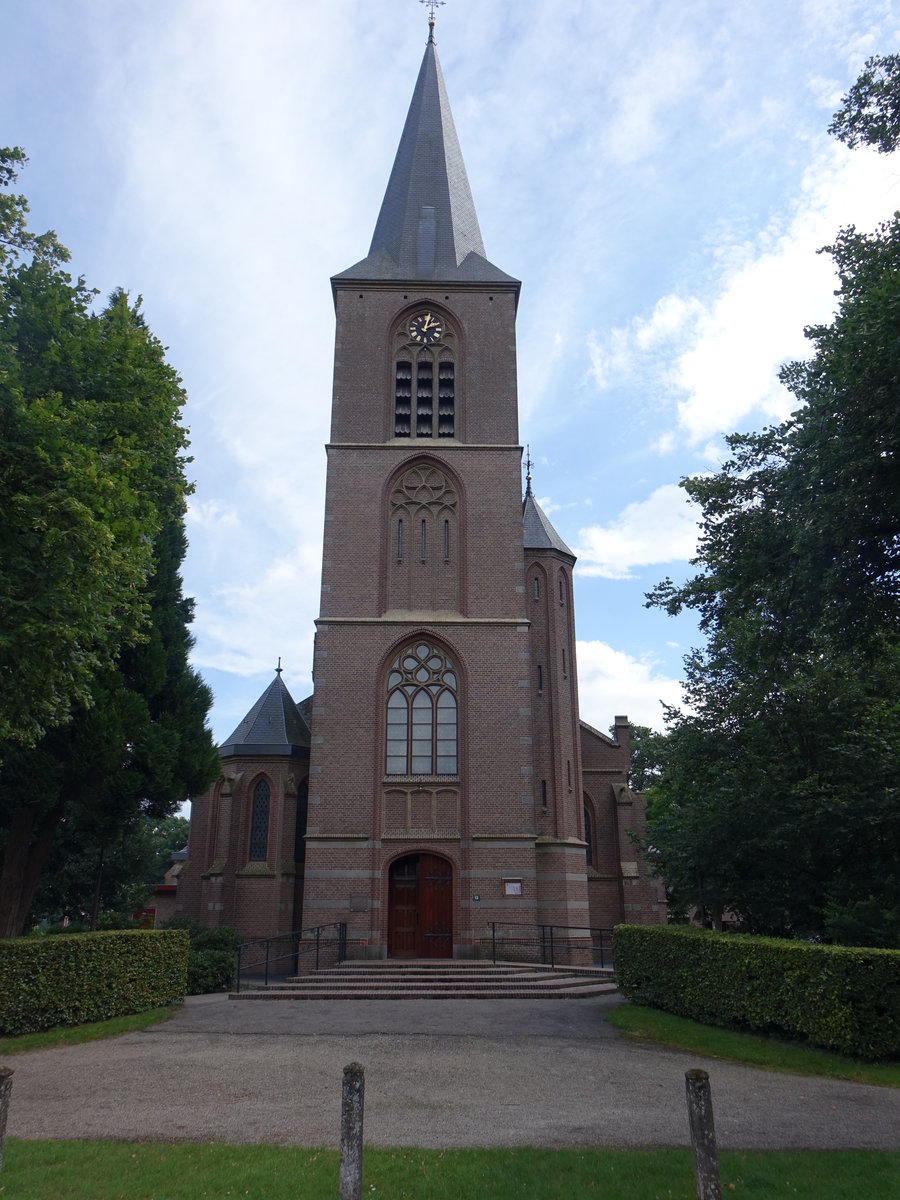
top-left (264, 938), bottom-right (270, 987)
top-left (491, 922), bottom-right (496, 964)
top-left (315, 924), bottom-right (321, 971)
top-left (235, 945), bottom-right (242, 994)
top-left (549, 924), bottom-right (555, 969)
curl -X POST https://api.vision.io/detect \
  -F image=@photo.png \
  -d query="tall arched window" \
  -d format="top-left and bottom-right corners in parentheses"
top-left (584, 801), bottom-right (594, 868)
top-left (386, 642), bottom-right (458, 776)
top-left (249, 778), bottom-right (270, 861)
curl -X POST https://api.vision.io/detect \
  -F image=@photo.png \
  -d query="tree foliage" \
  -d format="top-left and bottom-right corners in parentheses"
top-left (829, 53), bottom-right (900, 154)
top-left (643, 73), bottom-right (900, 946)
top-left (0, 149), bottom-right (219, 937)
top-left (0, 158), bottom-right (172, 749)
top-left (31, 813), bottom-right (189, 928)
top-left (623, 723), bottom-right (671, 794)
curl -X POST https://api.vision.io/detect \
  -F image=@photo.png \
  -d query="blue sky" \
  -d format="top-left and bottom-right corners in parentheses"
top-left (3, 0), bottom-right (899, 745)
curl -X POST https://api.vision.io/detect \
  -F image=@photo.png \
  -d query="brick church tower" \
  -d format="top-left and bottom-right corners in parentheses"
top-left (299, 14), bottom-right (594, 957)
top-left (177, 14), bottom-right (666, 947)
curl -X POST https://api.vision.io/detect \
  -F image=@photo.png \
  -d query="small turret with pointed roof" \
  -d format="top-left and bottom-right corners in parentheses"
top-left (219, 661), bottom-right (310, 759)
top-left (523, 451), bottom-right (576, 559)
top-left (334, 8), bottom-right (518, 286)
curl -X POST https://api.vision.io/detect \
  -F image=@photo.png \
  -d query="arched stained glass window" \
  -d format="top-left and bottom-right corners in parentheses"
top-left (584, 802), bottom-right (593, 868)
top-left (386, 642), bottom-right (458, 776)
top-left (250, 779), bottom-right (270, 861)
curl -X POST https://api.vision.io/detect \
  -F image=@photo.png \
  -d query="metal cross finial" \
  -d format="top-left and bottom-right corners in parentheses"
top-left (524, 445), bottom-right (533, 496)
top-left (420, 0), bottom-right (446, 36)
top-left (276, 656), bottom-right (283, 676)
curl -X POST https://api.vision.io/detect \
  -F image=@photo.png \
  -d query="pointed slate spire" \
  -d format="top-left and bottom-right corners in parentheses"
top-left (523, 458), bottom-right (575, 559)
top-left (334, 26), bottom-right (517, 285)
top-left (219, 666), bottom-right (310, 759)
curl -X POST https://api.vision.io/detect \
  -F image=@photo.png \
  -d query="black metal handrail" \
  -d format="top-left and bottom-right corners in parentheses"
top-left (235, 921), bottom-right (347, 993)
top-left (486, 921), bottom-right (614, 969)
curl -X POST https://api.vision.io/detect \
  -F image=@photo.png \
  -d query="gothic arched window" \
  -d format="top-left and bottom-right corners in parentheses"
top-left (386, 642), bottom-right (458, 776)
top-left (584, 801), bottom-right (594, 869)
top-left (249, 778), bottom-right (270, 861)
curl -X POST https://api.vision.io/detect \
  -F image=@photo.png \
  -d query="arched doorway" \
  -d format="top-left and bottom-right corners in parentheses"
top-left (387, 853), bottom-right (453, 958)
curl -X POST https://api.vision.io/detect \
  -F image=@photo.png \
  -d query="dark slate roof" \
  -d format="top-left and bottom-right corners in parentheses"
top-left (334, 32), bottom-right (518, 286)
top-left (219, 671), bottom-right (310, 759)
top-left (523, 490), bottom-right (575, 559)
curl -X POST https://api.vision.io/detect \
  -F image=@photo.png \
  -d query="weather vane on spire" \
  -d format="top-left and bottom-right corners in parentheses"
top-left (524, 445), bottom-right (533, 496)
top-left (420, 0), bottom-right (446, 32)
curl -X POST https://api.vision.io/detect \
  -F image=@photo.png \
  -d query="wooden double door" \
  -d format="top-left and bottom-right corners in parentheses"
top-left (387, 853), bottom-right (453, 958)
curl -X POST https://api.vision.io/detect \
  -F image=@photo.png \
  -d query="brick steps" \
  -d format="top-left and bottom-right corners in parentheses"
top-left (230, 959), bottom-right (618, 1001)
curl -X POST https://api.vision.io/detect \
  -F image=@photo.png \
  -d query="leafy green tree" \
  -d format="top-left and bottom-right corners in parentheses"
top-left (0, 151), bottom-right (219, 937)
top-left (623, 723), bottom-right (671, 794)
top-left (829, 53), bottom-right (900, 154)
top-left (0, 152), bottom-right (162, 750)
top-left (643, 72), bottom-right (900, 945)
top-left (31, 812), bottom-right (189, 926)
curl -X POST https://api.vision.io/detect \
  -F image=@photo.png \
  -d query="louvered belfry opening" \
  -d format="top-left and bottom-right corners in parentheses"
top-left (394, 359), bottom-right (412, 436)
top-left (437, 359), bottom-right (454, 436)
top-left (416, 358), bottom-right (434, 436)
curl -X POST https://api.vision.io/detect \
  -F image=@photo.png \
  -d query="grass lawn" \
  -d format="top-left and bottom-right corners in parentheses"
top-left (3, 1142), bottom-right (900, 1199)
top-left (605, 1003), bottom-right (900, 1087)
top-left (0, 1007), bottom-right (175, 1056)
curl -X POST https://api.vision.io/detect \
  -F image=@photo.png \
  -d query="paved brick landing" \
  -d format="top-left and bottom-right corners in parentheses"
top-left (231, 959), bottom-right (618, 1001)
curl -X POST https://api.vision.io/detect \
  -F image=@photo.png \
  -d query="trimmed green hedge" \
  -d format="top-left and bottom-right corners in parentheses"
top-left (613, 924), bottom-right (900, 1061)
top-left (187, 949), bottom-right (236, 995)
top-left (161, 919), bottom-right (240, 994)
top-left (0, 929), bottom-right (188, 1036)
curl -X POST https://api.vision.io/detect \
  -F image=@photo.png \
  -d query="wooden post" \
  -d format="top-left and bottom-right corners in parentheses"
top-left (339, 1061), bottom-right (364, 1200)
top-left (0, 1066), bottom-right (13, 1173)
top-left (684, 1068), bottom-right (721, 1200)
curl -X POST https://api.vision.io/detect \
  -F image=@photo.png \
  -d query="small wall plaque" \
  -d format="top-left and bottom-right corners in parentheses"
top-left (504, 880), bottom-right (523, 897)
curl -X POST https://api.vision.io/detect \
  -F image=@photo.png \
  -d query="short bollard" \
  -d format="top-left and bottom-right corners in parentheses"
top-left (0, 1066), bottom-right (13, 1173)
top-left (339, 1061), bottom-right (365, 1200)
top-left (684, 1068), bottom-right (721, 1200)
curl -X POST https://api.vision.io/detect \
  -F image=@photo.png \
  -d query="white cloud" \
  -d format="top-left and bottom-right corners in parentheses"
top-left (586, 142), bottom-right (900, 445)
top-left (577, 640), bottom-right (684, 732)
top-left (677, 144), bottom-right (900, 442)
top-left (575, 484), bottom-right (699, 579)
top-left (604, 37), bottom-right (705, 165)
top-left (634, 294), bottom-right (705, 350)
top-left (187, 498), bottom-right (241, 531)
top-left (191, 547), bottom-right (320, 681)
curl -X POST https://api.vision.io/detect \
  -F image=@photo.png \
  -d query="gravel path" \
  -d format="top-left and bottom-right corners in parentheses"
top-left (5, 993), bottom-right (898, 1149)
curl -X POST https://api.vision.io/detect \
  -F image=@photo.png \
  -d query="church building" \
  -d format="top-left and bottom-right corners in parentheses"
top-left (177, 15), bottom-right (665, 956)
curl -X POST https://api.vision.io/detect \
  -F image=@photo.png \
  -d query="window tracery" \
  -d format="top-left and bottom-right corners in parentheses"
top-left (386, 642), bottom-right (458, 776)
top-left (388, 462), bottom-right (460, 611)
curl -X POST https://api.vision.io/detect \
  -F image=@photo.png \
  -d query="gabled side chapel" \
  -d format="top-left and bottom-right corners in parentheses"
top-left (178, 16), bottom-right (665, 955)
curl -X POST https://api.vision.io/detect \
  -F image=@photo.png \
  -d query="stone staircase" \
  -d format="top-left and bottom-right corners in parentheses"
top-left (230, 959), bottom-right (618, 1001)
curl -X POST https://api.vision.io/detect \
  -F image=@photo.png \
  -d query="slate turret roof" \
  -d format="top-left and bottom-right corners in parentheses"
top-left (523, 490), bottom-right (575, 559)
top-left (334, 22), bottom-right (518, 286)
top-left (219, 668), bottom-right (310, 759)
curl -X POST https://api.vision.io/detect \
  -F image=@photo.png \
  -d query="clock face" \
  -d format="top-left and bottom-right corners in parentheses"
top-left (408, 311), bottom-right (443, 344)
